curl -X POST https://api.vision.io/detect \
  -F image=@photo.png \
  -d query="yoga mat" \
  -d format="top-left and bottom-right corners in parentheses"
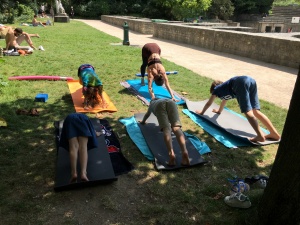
top-left (54, 118), bottom-right (117, 192)
top-left (98, 119), bottom-right (134, 176)
top-left (185, 100), bottom-right (280, 147)
top-left (67, 80), bottom-right (117, 113)
top-left (119, 116), bottom-right (211, 161)
top-left (135, 71), bottom-right (178, 77)
top-left (133, 113), bottom-right (207, 170)
top-left (9, 75), bottom-right (74, 81)
top-left (120, 79), bottom-right (185, 106)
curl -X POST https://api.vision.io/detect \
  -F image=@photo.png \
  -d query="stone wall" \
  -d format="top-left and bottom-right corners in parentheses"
top-left (101, 15), bottom-right (153, 34)
top-left (153, 23), bottom-right (300, 68)
top-left (101, 15), bottom-right (300, 69)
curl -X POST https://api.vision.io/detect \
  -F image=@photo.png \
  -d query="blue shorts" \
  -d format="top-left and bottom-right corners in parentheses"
top-left (59, 113), bottom-right (98, 151)
top-left (232, 76), bottom-right (260, 113)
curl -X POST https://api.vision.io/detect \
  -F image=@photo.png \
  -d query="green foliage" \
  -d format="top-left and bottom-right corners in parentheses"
top-left (77, 0), bottom-right (110, 18)
top-left (143, 0), bottom-right (212, 20)
top-left (231, 0), bottom-right (274, 14)
top-left (208, 0), bottom-right (234, 20)
top-left (15, 3), bottom-right (34, 17)
top-left (273, 0), bottom-right (300, 5)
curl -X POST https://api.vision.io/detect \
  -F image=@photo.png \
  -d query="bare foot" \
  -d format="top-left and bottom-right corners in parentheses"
top-left (36, 34), bottom-right (40, 38)
top-left (70, 175), bottom-right (77, 183)
top-left (265, 133), bottom-right (281, 141)
top-left (167, 154), bottom-right (176, 166)
top-left (81, 173), bottom-right (89, 182)
top-left (195, 110), bottom-right (202, 115)
top-left (249, 135), bottom-right (265, 142)
top-left (181, 152), bottom-right (190, 166)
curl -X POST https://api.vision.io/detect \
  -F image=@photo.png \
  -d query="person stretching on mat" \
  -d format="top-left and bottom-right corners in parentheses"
top-left (59, 113), bottom-right (102, 183)
top-left (140, 43), bottom-right (177, 101)
top-left (140, 98), bottom-right (190, 166)
top-left (78, 64), bottom-right (107, 110)
top-left (195, 76), bottom-right (281, 142)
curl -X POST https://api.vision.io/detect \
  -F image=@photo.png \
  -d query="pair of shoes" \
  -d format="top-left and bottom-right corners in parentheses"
top-left (16, 108), bottom-right (39, 116)
top-left (29, 108), bottom-right (39, 116)
top-left (245, 175), bottom-right (268, 189)
top-left (39, 46), bottom-right (45, 51)
top-left (224, 192), bottom-right (251, 209)
top-left (228, 178), bottom-right (250, 195)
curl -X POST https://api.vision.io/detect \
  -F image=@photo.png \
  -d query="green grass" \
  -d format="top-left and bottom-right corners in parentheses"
top-left (0, 21), bottom-right (288, 225)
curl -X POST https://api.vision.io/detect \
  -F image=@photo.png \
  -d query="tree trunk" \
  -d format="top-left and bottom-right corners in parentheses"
top-left (258, 65), bottom-right (300, 225)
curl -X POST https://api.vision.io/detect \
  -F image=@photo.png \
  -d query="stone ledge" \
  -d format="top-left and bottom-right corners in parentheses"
top-left (54, 16), bottom-right (70, 23)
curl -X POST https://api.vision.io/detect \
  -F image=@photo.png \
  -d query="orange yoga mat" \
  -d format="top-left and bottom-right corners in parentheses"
top-left (67, 80), bottom-right (117, 113)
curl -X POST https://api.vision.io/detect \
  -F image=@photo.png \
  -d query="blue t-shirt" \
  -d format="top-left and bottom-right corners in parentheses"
top-left (212, 76), bottom-right (239, 100)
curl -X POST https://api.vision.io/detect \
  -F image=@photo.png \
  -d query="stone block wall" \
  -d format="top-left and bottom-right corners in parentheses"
top-left (153, 23), bottom-right (300, 68)
top-left (101, 15), bottom-right (153, 34)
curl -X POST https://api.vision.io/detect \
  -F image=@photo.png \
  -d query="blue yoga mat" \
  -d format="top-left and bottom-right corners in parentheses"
top-left (120, 79), bottom-right (185, 105)
top-left (119, 116), bottom-right (211, 161)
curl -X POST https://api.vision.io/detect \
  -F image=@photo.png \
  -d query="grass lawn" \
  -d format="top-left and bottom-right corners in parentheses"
top-left (0, 20), bottom-right (287, 225)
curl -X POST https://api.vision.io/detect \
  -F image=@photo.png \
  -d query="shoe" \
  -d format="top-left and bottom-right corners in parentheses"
top-left (39, 46), bottom-right (45, 51)
top-left (229, 180), bottom-right (250, 195)
top-left (224, 193), bottom-right (251, 209)
top-left (252, 178), bottom-right (267, 189)
top-left (27, 47), bottom-right (34, 53)
top-left (245, 175), bottom-right (268, 188)
top-left (227, 178), bottom-right (250, 195)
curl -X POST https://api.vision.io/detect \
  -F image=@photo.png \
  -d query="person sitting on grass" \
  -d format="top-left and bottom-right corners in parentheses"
top-left (5, 27), bottom-right (38, 51)
top-left (78, 64), bottom-right (107, 109)
top-left (59, 113), bottom-right (102, 183)
top-left (195, 75), bottom-right (281, 142)
top-left (140, 43), bottom-right (177, 102)
top-left (140, 98), bottom-right (190, 166)
top-left (32, 15), bottom-right (46, 27)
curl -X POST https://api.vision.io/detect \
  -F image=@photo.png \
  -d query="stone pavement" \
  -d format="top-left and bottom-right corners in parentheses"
top-left (77, 19), bottom-right (298, 109)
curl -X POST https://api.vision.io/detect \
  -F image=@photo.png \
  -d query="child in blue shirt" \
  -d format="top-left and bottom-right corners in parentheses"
top-left (196, 76), bottom-right (280, 142)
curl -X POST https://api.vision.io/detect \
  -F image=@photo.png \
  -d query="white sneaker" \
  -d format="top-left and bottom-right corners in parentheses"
top-left (27, 47), bottom-right (34, 53)
top-left (39, 46), bottom-right (45, 51)
top-left (224, 193), bottom-right (251, 209)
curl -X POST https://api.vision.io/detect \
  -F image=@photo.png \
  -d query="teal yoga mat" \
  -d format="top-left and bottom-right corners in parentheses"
top-left (184, 99), bottom-right (280, 148)
top-left (120, 79), bottom-right (185, 106)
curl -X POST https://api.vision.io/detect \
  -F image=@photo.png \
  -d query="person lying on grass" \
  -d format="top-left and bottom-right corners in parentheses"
top-left (78, 64), bottom-right (107, 109)
top-left (140, 43), bottom-right (177, 101)
top-left (195, 75), bottom-right (281, 142)
top-left (139, 98), bottom-right (190, 166)
top-left (59, 113), bottom-right (102, 183)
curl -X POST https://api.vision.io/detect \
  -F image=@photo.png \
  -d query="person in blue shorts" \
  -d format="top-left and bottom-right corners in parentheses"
top-left (140, 98), bottom-right (190, 166)
top-left (78, 64), bottom-right (107, 109)
top-left (59, 113), bottom-right (101, 183)
top-left (195, 76), bottom-right (281, 142)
